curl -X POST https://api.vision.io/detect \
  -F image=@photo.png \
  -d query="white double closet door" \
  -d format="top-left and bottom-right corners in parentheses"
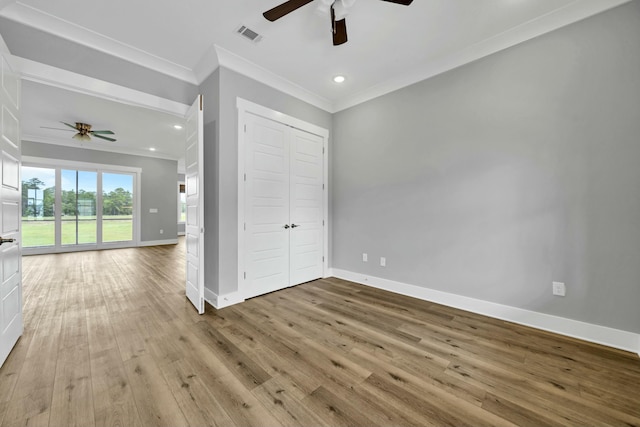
top-left (244, 112), bottom-right (324, 299)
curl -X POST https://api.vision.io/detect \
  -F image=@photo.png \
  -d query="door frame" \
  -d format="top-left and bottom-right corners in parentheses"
top-left (237, 98), bottom-right (329, 298)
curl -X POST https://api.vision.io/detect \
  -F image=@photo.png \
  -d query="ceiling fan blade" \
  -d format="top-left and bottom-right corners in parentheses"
top-left (380, 0), bottom-right (413, 4)
top-left (90, 130), bottom-right (115, 135)
top-left (263, 0), bottom-right (314, 21)
top-left (61, 121), bottom-right (79, 130)
top-left (92, 133), bottom-right (117, 142)
top-left (41, 126), bottom-right (74, 132)
top-left (331, 7), bottom-right (348, 46)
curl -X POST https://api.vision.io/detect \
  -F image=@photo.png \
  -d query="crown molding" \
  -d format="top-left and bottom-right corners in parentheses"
top-left (333, 0), bottom-right (632, 112)
top-left (193, 44), bottom-right (220, 85)
top-left (14, 57), bottom-right (190, 117)
top-left (214, 45), bottom-right (333, 113)
top-left (0, 1), bottom-right (198, 84)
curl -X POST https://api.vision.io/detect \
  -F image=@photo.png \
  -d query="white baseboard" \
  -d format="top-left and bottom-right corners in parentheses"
top-left (177, 231), bottom-right (186, 236)
top-left (138, 239), bottom-right (178, 247)
top-left (332, 269), bottom-right (640, 356)
top-left (204, 287), bottom-right (245, 310)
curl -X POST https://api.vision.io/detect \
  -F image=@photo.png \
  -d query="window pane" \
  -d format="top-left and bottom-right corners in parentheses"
top-left (102, 172), bottom-right (133, 242)
top-left (62, 169), bottom-right (97, 245)
top-left (21, 166), bottom-right (55, 247)
top-left (180, 192), bottom-right (186, 223)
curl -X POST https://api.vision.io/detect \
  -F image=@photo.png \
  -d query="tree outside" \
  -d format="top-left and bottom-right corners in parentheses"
top-left (103, 187), bottom-right (133, 216)
top-left (22, 177), bottom-right (46, 218)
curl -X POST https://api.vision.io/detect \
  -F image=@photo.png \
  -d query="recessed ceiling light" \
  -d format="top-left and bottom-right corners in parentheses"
top-left (333, 75), bottom-right (346, 83)
top-left (149, 147), bottom-right (156, 151)
top-left (173, 124), bottom-right (183, 130)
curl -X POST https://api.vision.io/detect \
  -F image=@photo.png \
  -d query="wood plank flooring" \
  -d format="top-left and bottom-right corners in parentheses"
top-left (1, 239), bottom-right (639, 426)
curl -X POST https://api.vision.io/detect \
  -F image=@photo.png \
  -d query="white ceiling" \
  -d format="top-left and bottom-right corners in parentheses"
top-left (21, 81), bottom-right (187, 161)
top-left (0, 0), bottom-right (630, 165)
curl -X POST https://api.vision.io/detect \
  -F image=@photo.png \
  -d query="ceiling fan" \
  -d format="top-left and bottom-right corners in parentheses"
top-left (42, 122), bottom-right (117, 142)
top-left (263, 0), bottom-right (413, 46)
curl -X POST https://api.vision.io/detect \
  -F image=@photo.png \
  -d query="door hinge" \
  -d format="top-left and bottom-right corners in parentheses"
top-left (244, 222), bottom-right (246, 231)
top-left (322, 220), bottom-right (325, 226)
top-left (243, 272), bottom-right (246, 279)
top-left (201, 227), bottom-right (205, 234)
top-left (244, 173), bottom-right (247, 182)
top-left (244, 124), bottom-right (247, 132)
top-left (322, 184), bottom-right (325, 190)
top-left (322, 256), bottom-right (325, 262)
top-left (322, 147), bottom-right (325, 154)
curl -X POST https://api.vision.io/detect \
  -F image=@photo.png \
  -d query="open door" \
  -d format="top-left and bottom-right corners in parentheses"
top-left (185, 95), bottom-right (205, 314)
top-left (0, 46), bottom-right (23, 366)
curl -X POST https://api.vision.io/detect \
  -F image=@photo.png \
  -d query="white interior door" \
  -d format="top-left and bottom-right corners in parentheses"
top-left (0, 49), bottom-right (23, 367)
top-left (289, 128), bottom-right (324, 285)
top-left (185, 95), bottom-right (204, 314)
top-left (244, 113), bottom-right (324, 299)
top-left (245, 114), bottom-right (290, 298)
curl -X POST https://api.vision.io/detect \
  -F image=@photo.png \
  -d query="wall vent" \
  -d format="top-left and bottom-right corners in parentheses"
top-left (236, 25), bottom-right (263, 43)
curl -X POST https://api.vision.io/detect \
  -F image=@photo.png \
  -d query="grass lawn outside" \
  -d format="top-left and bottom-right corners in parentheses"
top-left (22, 216), bottom-right (133, 247)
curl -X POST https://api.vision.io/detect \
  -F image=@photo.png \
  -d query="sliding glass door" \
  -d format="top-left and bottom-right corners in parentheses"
top-left (21, 160), bottom-right (139, 253)
top-left (62, 169), bottom-right (98, 246)
top-left (102, 172), bottom-right (134, 243)
top-left (21, 166), bottom-right (56, 248)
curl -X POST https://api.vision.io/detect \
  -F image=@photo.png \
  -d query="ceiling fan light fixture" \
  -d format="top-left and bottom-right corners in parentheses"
top-left (173, 124), bottom-right (183, 130)
top-left (316, 0), bottom-right (334, 15)
top-left (72, 133), bottom-right (91, 141)
top-left (333, 1), bottom-right (348, 20)
top-left (333, 75), bottom-right (346, 83)
top-left (265, 0), bottom-right (412, 45)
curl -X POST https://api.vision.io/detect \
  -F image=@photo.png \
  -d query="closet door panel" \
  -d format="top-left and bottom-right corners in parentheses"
top-left (245, 114), bottom-right (291, 297)
top-left (289, 129), bottom-right (323, 285)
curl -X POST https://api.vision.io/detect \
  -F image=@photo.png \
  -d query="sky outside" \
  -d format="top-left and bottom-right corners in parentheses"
top-left (22, 166), bottom-right (133, 193)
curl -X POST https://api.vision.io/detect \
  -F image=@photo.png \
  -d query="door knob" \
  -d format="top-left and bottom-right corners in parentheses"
top-left (283, 224), bottom-right (290, 229)
top-left (290, 224), bottom-right (300, 228)
top-left (0, 237), bottom-right (15, 245)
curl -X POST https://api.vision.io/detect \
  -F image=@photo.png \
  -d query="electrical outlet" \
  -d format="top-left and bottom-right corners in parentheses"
top-left (362, 253), bottom-right (368, 262)
top-left (160, 229), bottom-right (164, 234)
top-left (552, 281), bottom-right (566, 296)
top-left (380, 257), bottom-right (386, 267)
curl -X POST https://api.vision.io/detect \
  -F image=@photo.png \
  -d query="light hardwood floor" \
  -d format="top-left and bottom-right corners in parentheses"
top-left (1, 240), bottom-right (639, 426)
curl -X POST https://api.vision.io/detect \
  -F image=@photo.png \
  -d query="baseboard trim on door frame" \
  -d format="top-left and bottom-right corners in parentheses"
top-left (332, 268), bottom-right (640, 356)
top-left (204, 287), bottom-right (245, 310)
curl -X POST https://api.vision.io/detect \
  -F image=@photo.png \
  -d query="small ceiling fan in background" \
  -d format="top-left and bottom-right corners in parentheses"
top-left (41, 122), bottom-right (117, 142)
top-left (263, 0), bottom-right (413, 46)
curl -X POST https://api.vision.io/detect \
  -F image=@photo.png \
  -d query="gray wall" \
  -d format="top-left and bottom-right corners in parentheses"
top-left (210, 66), bottom-right (333, 295)
top-left (23, 141), bottom-right (178, 242)
top-left (332, 1), bottom-right (640, 333)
